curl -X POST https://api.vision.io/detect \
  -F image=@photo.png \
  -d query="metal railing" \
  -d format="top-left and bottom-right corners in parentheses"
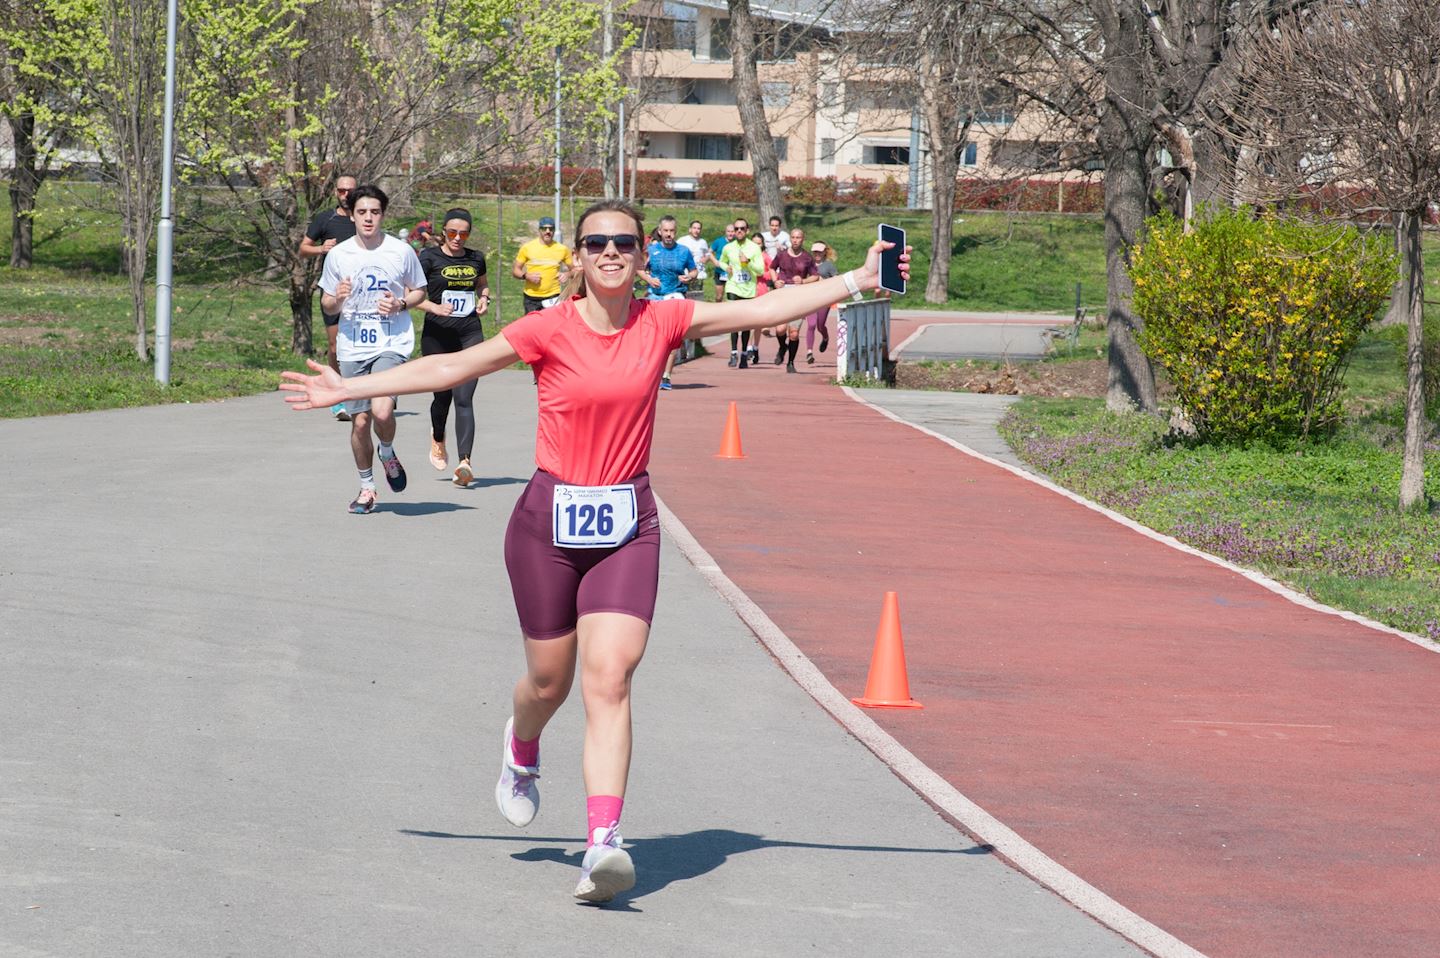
top-left (836, 297), bottom-right (892, 382)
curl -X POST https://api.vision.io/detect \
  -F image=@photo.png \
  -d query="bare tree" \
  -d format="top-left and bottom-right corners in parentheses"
top-left (1240, 0), bottom-right (1440, 509)
top-left (727, 0), bottom-right (784, 222)
top-left (837, 1), bottom-right (1005, 304)
top-left (999, 0), bottom-right (1283, 412)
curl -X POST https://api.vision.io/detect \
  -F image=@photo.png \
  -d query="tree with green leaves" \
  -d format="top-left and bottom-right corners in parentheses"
top-left (182, 0), bottom-right (626, 354)
top-left (0, 0), bottom-right (97, 268)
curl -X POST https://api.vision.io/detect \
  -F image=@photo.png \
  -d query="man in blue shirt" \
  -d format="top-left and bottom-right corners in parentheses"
top-left (639, 215), bottom-right (697, 391)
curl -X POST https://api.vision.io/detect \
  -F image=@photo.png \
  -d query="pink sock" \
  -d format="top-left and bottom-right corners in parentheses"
top-left (510, 730), bottom-right (540, 768)
top-left (586, 795), bottom-right (624, 843)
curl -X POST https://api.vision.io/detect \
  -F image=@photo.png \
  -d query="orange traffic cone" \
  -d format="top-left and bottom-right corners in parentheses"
top-left (851, 591), bottom-right (923, 709)
top-left (715, 401), bottom-right (746, 459)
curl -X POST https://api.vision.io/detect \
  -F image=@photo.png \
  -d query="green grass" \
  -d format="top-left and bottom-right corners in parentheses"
top-left (997, 337), bottom-right (1440, 642)
top-left (0, 182), bottom-right (1111, 418)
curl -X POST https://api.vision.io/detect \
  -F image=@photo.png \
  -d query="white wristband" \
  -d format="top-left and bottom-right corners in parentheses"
top-left (842, 270), bottom-right (864, 302)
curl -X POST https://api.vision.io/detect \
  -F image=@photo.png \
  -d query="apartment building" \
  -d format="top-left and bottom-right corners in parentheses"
top-left (624, 0), bottom-right (1011, 202)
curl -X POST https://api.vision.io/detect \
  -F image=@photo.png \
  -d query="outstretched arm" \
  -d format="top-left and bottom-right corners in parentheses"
top-left (279, 333), bottom-right (522, 411)
top-left (687, 240), bottom-right (910, 339)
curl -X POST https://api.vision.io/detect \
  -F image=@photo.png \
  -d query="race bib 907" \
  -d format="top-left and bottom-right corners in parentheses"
top-left (552, 483), bottom-right (638, 549)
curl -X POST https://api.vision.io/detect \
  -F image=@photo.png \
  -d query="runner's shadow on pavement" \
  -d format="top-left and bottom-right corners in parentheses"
top-left (400, 827), bottom-right (991, 906)
top-left (372, 502), bottom-right (476, 516)
top-left (666, 382), bottom-right (713, 390)
top-left (444, 475), bottom-right (529, 489)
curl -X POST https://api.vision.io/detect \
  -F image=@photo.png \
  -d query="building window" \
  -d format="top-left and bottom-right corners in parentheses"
top-left (761, 82), bottom-right (791, 108)
top-left (821, 138), bottom-right (835, 163)
top-left (864, 145), bottom-right (909, 165)
top-left (773, 137), bottom-right (788, 161)
top-left (822, 83), bottom-right (839, 106)
top-left (846, 81), bottom-right (911, 112)
top-left (709, 18), bottom-right (730, 60)
top-left (963, 142), bottom-right (978, 166)
top-left (685, 134), bottom-right (744, 161)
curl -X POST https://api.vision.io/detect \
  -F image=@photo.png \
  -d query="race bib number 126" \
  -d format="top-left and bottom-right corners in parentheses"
top-left (552, 483), bottom-right (638, 549)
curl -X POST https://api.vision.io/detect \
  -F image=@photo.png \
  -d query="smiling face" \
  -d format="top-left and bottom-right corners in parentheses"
top-left (575, 209), bottom-right (644, 296)
top-left (352, 196), bottom-right (383, 240)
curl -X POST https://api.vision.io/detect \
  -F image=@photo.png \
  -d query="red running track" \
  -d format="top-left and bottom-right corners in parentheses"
top-left (649, 348), bottom-right (1440, 958)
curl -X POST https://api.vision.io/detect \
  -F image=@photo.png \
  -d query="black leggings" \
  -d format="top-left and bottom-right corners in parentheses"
top-left (420, 318), bottom-right (485, 459)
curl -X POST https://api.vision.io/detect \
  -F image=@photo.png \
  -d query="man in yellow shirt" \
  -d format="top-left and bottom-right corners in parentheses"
top-left (512, 216), bottom-right (574, 313)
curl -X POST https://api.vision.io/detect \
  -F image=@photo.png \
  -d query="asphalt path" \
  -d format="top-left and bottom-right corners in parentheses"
top-left (1, 377), bottom-right (1142, 958)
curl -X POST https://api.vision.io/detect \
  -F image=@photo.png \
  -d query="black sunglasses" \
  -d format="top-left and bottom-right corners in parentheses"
top-left (579, 233), bottom-right (641, 254)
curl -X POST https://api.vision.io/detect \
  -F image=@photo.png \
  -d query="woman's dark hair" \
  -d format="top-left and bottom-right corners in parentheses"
top-left (443, 207), bottom-right (472, 227)
top-left (561, 199), bottom-right (647, 299)
top-left (348, 183), bottom-right (389, 212)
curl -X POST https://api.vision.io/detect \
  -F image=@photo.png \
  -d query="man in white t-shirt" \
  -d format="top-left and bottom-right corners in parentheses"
top-left (319, 184), bottom-right (428, 514)
top-left (759, 214), bottom-right (789, 259)
top-left (676, 219), bottom-right (712, 294)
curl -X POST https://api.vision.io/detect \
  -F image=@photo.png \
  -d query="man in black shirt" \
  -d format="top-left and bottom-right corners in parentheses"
top-left (299, 174), bottom-right (357, 419)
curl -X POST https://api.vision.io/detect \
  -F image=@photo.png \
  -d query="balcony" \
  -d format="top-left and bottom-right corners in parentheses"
top-left (632, 50), bottom-right (732, 80)
top-left (637, 102), bottom-right (742, 135)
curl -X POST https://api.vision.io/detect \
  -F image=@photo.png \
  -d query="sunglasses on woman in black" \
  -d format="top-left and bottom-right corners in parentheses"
top-left (579, 233), bottom-right (641, 254)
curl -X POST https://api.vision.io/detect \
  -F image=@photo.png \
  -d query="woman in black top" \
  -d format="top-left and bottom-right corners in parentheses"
top-left (415, 208), bottom-right (490, 486)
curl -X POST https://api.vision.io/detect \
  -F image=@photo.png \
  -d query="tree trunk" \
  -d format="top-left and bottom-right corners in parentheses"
top-left (727, 0), bottom-right (783, 222)
top-left (7, 113), bottom-right (40, 269)
top-left (1383, 210), bottom-right (1410, 328)
top-left (289, 259), bottom-right (315, 356)
top-left (925, 110), bottom-right (964, 305)
top-left (1398, 209), bottom-right (1427, 510)
top-left (1098, 2), bottom-right (1157, 413)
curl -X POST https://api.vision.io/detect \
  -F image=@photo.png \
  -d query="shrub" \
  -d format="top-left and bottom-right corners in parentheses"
top-left (952, 178), bottom-right (1103, 214)
top-left (845, 176), bottom-right (907, 208)
top-left (783, 175), bottom-right (840, 205)
top-left (697, 172), bottom-right (757, 204)
top-left (1130, 206), bottom-right (1397, 443)
top-left (421, 165), bottom-right (672, 200)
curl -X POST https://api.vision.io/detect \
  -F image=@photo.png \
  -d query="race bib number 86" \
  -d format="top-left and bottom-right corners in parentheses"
top-left (552, 483), bottom-right (638, 549)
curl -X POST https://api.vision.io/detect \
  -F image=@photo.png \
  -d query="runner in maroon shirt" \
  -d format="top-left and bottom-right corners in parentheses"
top-left (769, 227), bottom-right (820, 373)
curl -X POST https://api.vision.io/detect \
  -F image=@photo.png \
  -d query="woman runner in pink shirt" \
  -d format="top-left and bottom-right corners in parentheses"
top-left (280, 199), bottom-right (910, 904)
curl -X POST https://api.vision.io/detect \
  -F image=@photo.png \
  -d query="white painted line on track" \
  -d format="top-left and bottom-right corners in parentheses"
top-left (843, 386), bottom-right (1439, 656)
top-left (655, 493), bottom-right (1208, 958)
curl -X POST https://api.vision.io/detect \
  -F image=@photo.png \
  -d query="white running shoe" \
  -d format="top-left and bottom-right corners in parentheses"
top-left (574, 826), bottom-right (634, 902)
top-left (494, 717), bottom-right (539, 827)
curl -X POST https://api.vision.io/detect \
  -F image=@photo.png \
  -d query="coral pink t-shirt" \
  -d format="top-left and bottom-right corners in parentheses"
top-left (500, 296), bottom-right (695, 486)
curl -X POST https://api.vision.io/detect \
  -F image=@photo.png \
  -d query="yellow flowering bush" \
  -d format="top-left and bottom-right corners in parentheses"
top-left (1130, 207), bottom-right (1396, 443)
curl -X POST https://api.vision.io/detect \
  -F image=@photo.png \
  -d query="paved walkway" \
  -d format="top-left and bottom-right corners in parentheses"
top-left (7, 346), bottom-right (1439, 957)
top-left (1, 382), bottom-right (1140, 958)
top-left (888, 309), bottom-right (1073, 362)
top-left (649, 348), bottom-right (1440, 958)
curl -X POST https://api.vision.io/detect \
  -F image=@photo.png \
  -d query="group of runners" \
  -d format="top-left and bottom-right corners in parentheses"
top-left (286, 185), bottom-right (909, 903)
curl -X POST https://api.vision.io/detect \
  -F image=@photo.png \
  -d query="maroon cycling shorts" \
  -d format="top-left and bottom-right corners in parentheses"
top-left (502, 469), bottom-right (661, 639)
